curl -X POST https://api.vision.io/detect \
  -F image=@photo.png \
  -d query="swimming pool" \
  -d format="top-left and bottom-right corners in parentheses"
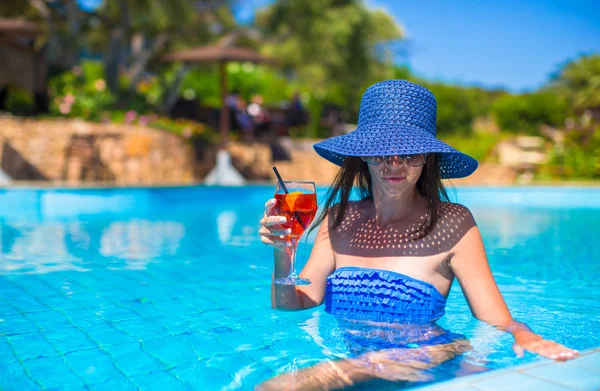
top-left (0, 185), bottom-right (599, 390)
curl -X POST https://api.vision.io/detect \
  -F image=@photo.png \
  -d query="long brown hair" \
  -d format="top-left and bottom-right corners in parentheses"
top-left (310, 154), bottom-right (452, 239)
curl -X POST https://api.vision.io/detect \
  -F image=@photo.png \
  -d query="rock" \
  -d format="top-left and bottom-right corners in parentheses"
top-left (0, 117), bottom-right (196, 185)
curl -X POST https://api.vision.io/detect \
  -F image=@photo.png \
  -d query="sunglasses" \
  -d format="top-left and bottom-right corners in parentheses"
top-left (361, 154), bottom-right (428, 167)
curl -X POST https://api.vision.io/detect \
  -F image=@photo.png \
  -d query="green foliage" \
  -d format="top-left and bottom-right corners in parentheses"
top-left (545, 126), bottom-right (600, 179)
top-left (47, 60), bottom-right (116, 121)
top-left (392, 65), bottom-right (412, 81)
top-left (12, 0), bottom-right (599, 182)
top-left (465, 87), bottom-right (506, 118)
top-left (256, 0), bottom-right (402, 121)
top-left (422, 82), bottom-right (476, 135)
top-left (115, 72), bottom-right (164, 114)
top-left (149, 116), bottom-right (217, 143)
top-left (3, 88), bottom-right (34, 116)
top-left (439, 132), bottom-right (504, 162)
top-left (226, 63), bottom-right (294, 104)
top-left (178, 68), bottom-right (220, 107)
top-left (179, 63), bottom-right (292, 108)
top-left (491, 92), bottom-right (568, 134)
top-left (94, 0), bottom-right (235, 45)
top-left (393, 70), bottom-right (503, 136)
top-left (0, 0), bottom-right (42, 19)
top-left (550, 54), bottom-right (600, 114)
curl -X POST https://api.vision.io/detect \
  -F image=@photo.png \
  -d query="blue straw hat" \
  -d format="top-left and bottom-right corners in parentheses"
top-left (313, 80), bottom-right (478, 179)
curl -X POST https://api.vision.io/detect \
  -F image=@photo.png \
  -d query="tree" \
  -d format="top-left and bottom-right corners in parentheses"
top-left (255, 0), bottom-right (403, 123)
top-left (90, 0), bottom-right (237, 94)
top-left (421, 82), bottom-right (476, 135)
top-left (551, 54), bottom-right (600, 119)
top-left (0, 0), bottom-right (42, 17)
top-left (547, 54), bottom-right (600, 177)
top-left (491, 92), bottom-right (567, 135)
top-left (2, 0), bottom-right (239, 95)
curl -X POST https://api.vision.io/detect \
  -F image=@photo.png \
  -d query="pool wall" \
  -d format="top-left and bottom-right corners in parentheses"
top-left (1, 185), bottom-right (600, 221)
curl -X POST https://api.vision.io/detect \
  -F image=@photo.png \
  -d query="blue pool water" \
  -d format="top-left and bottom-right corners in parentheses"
top-left (0, 186), bottom-right (599, 390)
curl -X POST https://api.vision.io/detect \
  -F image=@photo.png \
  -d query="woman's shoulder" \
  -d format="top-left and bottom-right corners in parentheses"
top-left (434, 201), bottom-right (477, 238)
top-left (439, 201), bottom-right (475, 219)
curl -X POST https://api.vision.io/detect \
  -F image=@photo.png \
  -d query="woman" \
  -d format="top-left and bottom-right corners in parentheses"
top-left (258, 80), bottom-right (578, 390)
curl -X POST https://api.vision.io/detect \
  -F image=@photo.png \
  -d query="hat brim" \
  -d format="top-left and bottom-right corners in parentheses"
top-left (313, 124), bottom-right (478, 179)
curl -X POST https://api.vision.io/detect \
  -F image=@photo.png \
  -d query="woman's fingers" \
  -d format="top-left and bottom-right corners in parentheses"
top-left (264, 198), bottom-right (277, 216)
top-left (546, 343), bottom-right (578, 361)
top-left (259, 199), bottom-right (290, 248)
top-left (520, 339), bottom-right (579, 361)
top-left (512, 342), bottom-right (525, 358)
top-left (259, 225), bottom-right (291, 249)
top-left (261, 215), bottom-right (288, 227)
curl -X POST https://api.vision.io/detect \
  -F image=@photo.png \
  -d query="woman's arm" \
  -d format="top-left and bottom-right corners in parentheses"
top-left (450, 219), bottom-right (578, 361)
top-left (269, 214), bottom-right (336, 310)
top-left (259, 198), bottom-right (335, 310)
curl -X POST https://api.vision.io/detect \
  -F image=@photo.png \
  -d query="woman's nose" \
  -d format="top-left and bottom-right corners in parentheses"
top-left (386, 156), bottom-right (406, 167)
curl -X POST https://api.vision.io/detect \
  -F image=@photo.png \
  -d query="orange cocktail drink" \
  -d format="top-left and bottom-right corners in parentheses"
top-left (273, 180), bottom-right (317, 285)
top-left (274, 192), bottom-right (318, 238)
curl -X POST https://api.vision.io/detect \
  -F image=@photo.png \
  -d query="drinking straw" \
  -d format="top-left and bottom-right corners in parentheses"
top-left (272, 167), bottom-right (306, 229)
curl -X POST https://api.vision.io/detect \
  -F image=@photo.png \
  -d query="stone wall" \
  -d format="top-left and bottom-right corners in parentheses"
top-left (0, 116), bottom-right (517, 186)
top-left (228, 139), bottom-right (340, 184)
top-left (227, 139), bottom-right (516, 186)
top-left (0, 117), bottom-right (196, 184)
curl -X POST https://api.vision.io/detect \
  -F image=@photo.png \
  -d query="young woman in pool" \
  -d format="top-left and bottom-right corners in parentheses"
top-left (258, 80), bottom-right (578, 390)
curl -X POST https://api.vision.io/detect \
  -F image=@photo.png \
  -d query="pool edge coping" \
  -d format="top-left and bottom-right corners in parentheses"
top-left (412, 346), bottom-right (600, 390)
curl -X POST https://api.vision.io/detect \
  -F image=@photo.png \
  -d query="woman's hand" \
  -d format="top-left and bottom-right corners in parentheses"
top-left (259, 198), bottom-right (291, 249)
top-left (513, 331), bottom-right (579, 361)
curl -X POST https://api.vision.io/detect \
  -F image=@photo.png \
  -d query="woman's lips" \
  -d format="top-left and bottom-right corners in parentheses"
top-left (383, 177), bottom-right (406, 183)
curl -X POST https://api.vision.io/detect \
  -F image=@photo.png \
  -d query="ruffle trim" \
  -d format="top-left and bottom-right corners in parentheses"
top-left (325, 267), bottom-right (446, 323)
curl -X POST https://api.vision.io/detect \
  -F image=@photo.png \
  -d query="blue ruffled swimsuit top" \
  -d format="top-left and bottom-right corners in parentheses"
top-left (325, 266), bottom-right (447, 324)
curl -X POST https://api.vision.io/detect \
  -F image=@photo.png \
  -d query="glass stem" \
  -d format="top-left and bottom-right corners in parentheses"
top-left (288, 236), bottom-right (299, 278)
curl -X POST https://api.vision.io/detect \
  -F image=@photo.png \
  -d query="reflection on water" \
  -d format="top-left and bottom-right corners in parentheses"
top-left (100, 220), bottom-right (185, 270)
top-left (217, 211), bottom-right (257, 247)
top-left (471, 208), bottom-right (553, 250)
top-left (0, 208), bottom-right (261, 275)
top-left (271, 311), bottom-right (496, 388)
top-left (0, 219), bottom-right (185, 274)
top-left (0, 223), bottom-right (89, 274)
top-left (0, 208), bottom-right (259, 275)
top-left (300, 310), bottom-right (348, 360)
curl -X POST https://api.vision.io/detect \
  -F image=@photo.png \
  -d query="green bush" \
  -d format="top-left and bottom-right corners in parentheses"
top-left (149, 116), bottom-right (218, 143)
top-left (48, 60), bottom-right (116, 121)
top-left (550, 54), bottom-right (600, 115)
top-left (439, 132), bottom-right (503, 162)
top-left (491, 92), bottom-right (567, 135)
top-left (424, 83), bottom-right (476, 135)
top-left (178, 63), bottom-right (293, 108)
top-left (4, 88), bottom-right (34, 116)
top-left (545, 126), bottom-right (600, 179)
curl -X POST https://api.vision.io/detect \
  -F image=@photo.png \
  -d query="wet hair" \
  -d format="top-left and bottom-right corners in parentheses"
top-left (310, 154), bottom-right (452, 240)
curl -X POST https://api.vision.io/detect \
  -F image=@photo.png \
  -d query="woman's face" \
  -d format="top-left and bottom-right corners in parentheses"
top-left (361, 154), bottom-right (426, 196)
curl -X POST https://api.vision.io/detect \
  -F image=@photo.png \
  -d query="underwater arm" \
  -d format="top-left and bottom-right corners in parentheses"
top-left (271, 214), bottom-right (335, 310)
top-left (451, 224), bottom-right (578, 361)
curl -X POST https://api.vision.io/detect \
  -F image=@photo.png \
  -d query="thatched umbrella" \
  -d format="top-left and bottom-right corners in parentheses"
top-left (0, 18), bottom-right (42, 38)
top-left (163, 44), bottom-right (276, 148)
